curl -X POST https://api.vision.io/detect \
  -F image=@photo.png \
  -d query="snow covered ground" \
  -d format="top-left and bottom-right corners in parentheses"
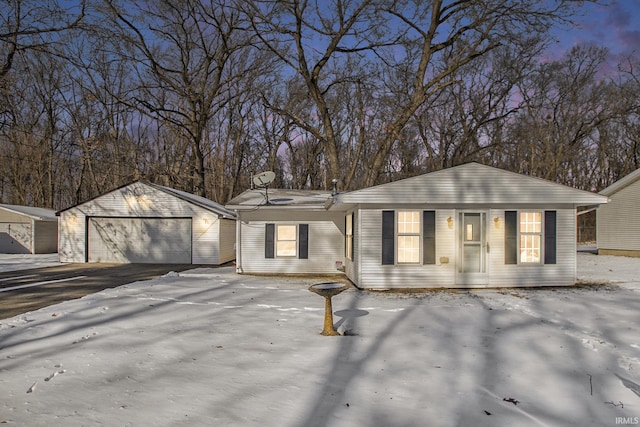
top-left (0, 253), bottom-right (638, 426)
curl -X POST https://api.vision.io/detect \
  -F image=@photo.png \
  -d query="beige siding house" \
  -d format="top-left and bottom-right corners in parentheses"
top-left (597, 168), bottom-right (640, 257)
top-left (228, 163), bottom-right (608, 289)
top-left (0, 204), bottom-right (58, 254)
top-left (58, 182), bottom-right (236, 265)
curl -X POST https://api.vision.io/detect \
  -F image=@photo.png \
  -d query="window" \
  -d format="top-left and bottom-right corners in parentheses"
top-left (276, 225), bottom-right (297, 257)
top-left (345, 213), bottom-right (353, 261)
top-left (505, 210), bottom-right (556, 265)
top-left (397, 211), bottom-right (420, 263)
top-left (519, 212), bottom-right (542, 263)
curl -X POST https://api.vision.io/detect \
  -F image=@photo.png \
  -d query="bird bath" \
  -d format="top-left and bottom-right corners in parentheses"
top-left (308, 282), bottom-right (350, 336)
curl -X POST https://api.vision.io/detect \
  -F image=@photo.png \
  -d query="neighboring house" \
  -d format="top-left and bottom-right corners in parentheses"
top-left (58, 181), bottom-right (236, 265)
top-left (597, 168), bottom-right (640, 257)
top-left (0, 204), bottom-right (58, 254)
top-left (227, 163), bottom-right (608, 289)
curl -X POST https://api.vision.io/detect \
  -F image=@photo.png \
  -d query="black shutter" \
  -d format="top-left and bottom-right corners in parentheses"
top-left (299, 224), bottom-right (309, 259)
top-left (505, 211), bottom-right (517, 264)
top-left (265, 224), bottom-right (275, 258)
top-left (351, 213), bottom-right (355, 263)
top-left (382, 211), bottom-right (395, 265)
top-left (544, 211), bottom-right (557, 264)
top-left (423, 210), bottom-right (436, 264)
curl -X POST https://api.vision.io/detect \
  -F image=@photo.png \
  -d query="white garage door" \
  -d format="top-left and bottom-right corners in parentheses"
top-left (88, 218), bottom-right (192, 263)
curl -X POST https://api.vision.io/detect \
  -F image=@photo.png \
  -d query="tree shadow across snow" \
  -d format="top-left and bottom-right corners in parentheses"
top-left (295, 285), bottom-right (640, 427)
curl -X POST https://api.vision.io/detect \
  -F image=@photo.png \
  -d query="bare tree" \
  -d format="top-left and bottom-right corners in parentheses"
top-left (508, 45), bottom-right (618, 188)
top-left (0, 0), bottom-right (85, 80)
top-left (248, 0), bottom-right (587, 188)
top-left (101, 0), bottom-right (271, 198)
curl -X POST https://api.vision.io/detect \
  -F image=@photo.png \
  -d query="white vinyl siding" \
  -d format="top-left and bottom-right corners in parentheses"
top-left (0, 209), bottom-right (58, 254)
top-left (489, 208), bottom-right (576, 287)
top-left (58, 182), bottom-right (234, 264)
top-left (357, 209), bottom-right (456, 289)
top-left (218, 219), bottom-right (237, 264)
top-left (354, 207), bottom-right (576, 289)
top-left (237, 210), bottom-right (344, 274)
top-left (338, 163), bottom-right (606, 206)
top-left (598, 178), bottom-right (640, 254)
top-left (33, 221), bottom-right (58, 253)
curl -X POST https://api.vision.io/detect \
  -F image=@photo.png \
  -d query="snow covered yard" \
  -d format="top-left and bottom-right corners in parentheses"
top-left (0, 253), bottom-right (639, 426)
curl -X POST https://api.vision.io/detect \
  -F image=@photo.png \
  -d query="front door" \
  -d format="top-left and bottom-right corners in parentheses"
top-left (457, 212), bottom-right (489, 285)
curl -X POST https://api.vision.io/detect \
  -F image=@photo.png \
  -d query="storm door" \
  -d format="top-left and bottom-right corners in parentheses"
top-left (457, 212), bottom-right (489, 285)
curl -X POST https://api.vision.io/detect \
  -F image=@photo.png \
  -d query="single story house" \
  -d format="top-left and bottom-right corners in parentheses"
top-left (0, 204), bottom-right (58, 254)
top-left (597, 168), bottom-right (640, 257)
top-left (227, 163), bottom-right (608, 289)
top-left (58, 181), bottom-right (236, 264)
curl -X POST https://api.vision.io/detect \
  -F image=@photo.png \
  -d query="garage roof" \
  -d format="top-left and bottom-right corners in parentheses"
top-left (57, 181), bottom-right (236, 219)
top-left (0, 204), bottom-right (58, 221)
top-left (599, 168), bottom-right (640, 197)
top-left (146, 183), bottom-right (236, 219)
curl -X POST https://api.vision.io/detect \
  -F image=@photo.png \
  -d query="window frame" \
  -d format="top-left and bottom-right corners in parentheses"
top-left (275, 224), bottom-right (298, 258)
top-left (518, 211), bottom-right (543, 264)
top-left (396, 210), bottom-right (421, 264)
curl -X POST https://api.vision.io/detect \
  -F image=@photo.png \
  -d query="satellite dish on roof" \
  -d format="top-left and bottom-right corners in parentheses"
top-left (252, 171), bottom-right (276, 188)
top-left (252, 171), bottom-right (276, 205)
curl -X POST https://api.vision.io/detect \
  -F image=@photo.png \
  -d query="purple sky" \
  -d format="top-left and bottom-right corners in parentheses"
top-left (552, 0), bottom-right (640, 62)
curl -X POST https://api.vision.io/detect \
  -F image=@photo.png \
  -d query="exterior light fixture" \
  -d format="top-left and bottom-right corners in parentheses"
top-left (447, 216), bottom-right (453, 229)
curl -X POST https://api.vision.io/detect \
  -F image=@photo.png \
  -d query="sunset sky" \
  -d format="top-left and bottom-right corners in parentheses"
top-left (553, 0), bottom-right (640, 61)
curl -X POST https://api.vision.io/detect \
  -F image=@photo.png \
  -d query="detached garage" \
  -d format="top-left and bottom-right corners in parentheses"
top-left (58, 182), bottom-right (236, 265)
top-left (0, 204), bottom-right (58, 254)
top-left (597, 168), bottom-right (640, 257)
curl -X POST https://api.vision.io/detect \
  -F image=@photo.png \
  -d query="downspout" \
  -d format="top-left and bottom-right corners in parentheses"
top-left (235, 210), bottom-right (242, 273)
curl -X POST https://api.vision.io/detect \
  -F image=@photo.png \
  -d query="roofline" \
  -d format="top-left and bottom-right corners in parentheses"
top-left (599, 168), bottom-right (640, 197)
top-left (56, 180), bottom-right (235, 218)
top-left (0, 204), bottom-right (57, 221)
top-left (337, 162), bottom-right (608, 204)
top-left (145, 182), bottom-right (235, 219)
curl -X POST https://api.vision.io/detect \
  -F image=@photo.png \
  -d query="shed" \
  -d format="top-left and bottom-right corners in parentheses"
top-left (58, 181), bottom-right (236, 264)
top-left (597, 168), bottom-right (640, 257)
top-left (228, 163), bottom-right (608, 289)
top-left (0, 204), bottom-right (58, 254)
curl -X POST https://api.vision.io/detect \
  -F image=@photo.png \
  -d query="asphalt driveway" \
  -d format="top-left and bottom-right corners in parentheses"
top-left (0, 263), bottom-right (209, 319)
